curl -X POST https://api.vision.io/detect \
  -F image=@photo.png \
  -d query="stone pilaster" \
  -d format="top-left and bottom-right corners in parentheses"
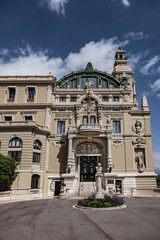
top-left (107, 134), bottom-right (113, 172)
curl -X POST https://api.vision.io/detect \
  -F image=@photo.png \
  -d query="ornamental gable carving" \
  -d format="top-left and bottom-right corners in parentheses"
top-left (81, 98), bottom-right (97, 112)
top-left (77, 142), bottom-right (102, 154)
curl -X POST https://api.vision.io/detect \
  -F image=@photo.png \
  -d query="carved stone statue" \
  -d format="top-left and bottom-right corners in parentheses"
top-left (133, 98), bottom-right (139, 107)
top-left (69, 114), bottom-right (73, 126)
top-left (96, 163), bottom-right (102, 174)
top-left (137, 155), bottom-right (145, 173)
top-left (84, 79), bottom-right (94, 90)
top-left (106, 114), bottom-right (111, 125)
top-left (76, 111), bottom-right (80, 120)
top-left (95, 163), bottom-right (104, 199)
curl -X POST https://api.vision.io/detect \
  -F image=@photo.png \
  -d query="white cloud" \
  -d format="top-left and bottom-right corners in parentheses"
top-left (0, 37), bottom-right (129, 79)
top-left (39, 0), bottom-right (69, 14)
top-left (121, 0), bottom-right (130, 7)
top-left (124, 32), bottom-right (149, 41)
top-left (140, 55), bottom-right (160, 75)
top-left (149, 79), bottom-right (160, 98)
top-left (0, 48), bottom-right (9, 56)
top-left (128, 54), bottom-right (143, 71)
top-left (150, 79), bottom-right (160, 93)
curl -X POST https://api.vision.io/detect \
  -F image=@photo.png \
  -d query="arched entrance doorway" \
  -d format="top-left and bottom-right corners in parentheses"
top-left (76, 142), bottom-right (102, 182)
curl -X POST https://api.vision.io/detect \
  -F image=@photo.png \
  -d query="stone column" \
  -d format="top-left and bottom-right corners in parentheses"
top-left (107, 134), bottom-right (113, 172)
top-left (67, 136), bottom-right (74, 173)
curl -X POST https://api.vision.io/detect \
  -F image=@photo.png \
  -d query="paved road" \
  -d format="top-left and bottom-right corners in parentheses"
top-left (0, 197), bottom-right (160, 240)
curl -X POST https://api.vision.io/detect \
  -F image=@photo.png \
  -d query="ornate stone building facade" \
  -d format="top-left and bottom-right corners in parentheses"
top-left (0, 49), bottom-right (157, 199)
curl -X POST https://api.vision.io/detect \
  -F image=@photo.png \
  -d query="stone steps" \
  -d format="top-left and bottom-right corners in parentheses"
top-left (78, 182), bottom-right (96, 197)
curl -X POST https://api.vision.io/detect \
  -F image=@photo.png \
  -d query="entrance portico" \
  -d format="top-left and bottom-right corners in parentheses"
top-left (76, 154), bottom-right (101, 182)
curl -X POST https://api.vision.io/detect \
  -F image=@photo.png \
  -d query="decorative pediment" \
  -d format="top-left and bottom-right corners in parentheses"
top-left (81, 97), bottom-right (97, 112)
top-left (132, 135), bottom-right (146, 146)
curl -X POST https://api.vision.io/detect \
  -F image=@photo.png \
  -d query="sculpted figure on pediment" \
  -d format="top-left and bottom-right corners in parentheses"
top-left (85, 79), bottom-right (94, 90)
top-left (77, 142), bottom-right (102, 154)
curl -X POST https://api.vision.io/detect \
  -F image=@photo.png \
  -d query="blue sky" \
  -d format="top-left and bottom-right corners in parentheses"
top-left (0, 0), bottom-right (160, 173)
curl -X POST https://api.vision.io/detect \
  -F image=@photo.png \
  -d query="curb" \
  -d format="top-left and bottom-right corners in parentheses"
top-left (72, 204), bottom-right (127, 211)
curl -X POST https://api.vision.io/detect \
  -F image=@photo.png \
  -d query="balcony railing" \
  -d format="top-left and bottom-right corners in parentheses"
top-left (79, 124), bottom-right (102, 134)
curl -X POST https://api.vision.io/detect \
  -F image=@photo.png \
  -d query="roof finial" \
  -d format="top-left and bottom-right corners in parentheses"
top-left (141, 95), bottom-right (149, 111)
top-left (85, 62), bottom-right (94, 71)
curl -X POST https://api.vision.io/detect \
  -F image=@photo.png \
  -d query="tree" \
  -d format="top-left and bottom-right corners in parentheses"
top-left (0, 153), bottom-right (17, 191)
top-left (156, 175), bottom-right (160, 188)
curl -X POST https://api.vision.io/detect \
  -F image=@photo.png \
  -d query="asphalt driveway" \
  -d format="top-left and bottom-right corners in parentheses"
top-left (0, 197), bottom-right (160, 240)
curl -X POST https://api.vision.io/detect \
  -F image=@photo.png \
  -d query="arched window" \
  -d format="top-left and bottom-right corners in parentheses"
top-left (9, 137), bottom-right (22, 148)
top-left (34, 140), bottom-right (41, 150)
top-left (31, 174), bottom-right (40, 189)
top-left (33, 140), bottom-right (41, 163)
top-left (8, 137), bottom-right (22, 162)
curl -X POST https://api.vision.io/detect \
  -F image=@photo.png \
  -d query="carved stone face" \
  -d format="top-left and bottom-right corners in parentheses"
top-left (135, 120), bottom-right (142, 133)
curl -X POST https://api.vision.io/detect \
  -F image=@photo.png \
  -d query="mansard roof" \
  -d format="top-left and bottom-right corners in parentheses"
top-left (57, 62), bottom-right (127, 88)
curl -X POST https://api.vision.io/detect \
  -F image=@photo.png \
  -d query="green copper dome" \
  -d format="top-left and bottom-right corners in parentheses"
top-left (57, 62), bottom-right (126, 89)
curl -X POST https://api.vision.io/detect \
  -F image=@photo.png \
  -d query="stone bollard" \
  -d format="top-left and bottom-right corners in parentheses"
top-left (95, 163), bottom-right (104, 199)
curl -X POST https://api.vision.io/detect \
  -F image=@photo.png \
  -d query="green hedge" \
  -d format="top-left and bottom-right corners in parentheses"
top-left (0, 153), bottom-right (17, 191)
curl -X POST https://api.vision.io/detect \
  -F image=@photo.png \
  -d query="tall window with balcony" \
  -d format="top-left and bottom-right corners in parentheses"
top-left (113, 121), bottom-right (121, 133)
top-left (90, 116), bottom-right (96, 124)
top-left (83, 116), bottom-right (88, 124)
top-left (8, 137), bottom-right (22, 162)
top-left (57, 121), bottom-right (65, 134)
top-left (32, 140), bottom-right (41, 163)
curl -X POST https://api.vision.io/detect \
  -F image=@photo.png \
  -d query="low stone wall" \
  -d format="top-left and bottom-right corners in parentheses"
top-left (131, 188), bottom-right (160, 196)
top-left (0, 191), bottom-right (11, 201)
